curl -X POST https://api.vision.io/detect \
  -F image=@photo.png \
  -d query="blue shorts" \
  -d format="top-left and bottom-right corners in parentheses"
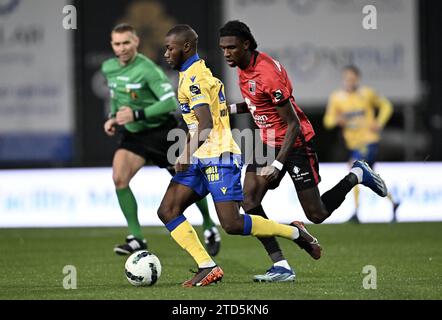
top-left (171, 154), bottom-right (244, 202)
top-left (349, 143), bottom-right (379, 167)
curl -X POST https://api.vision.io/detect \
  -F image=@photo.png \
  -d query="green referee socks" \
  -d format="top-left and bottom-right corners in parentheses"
top-left (196, 197), bottom-right (215, 230)
top-left (116, 187), bottom-right (143, 240)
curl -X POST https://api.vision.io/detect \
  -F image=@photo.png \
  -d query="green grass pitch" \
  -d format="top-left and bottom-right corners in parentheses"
top-left (0, 222), bottom-right (441, 300)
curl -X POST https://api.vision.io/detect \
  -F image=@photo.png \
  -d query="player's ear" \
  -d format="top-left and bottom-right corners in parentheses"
top-left (243, 39), bottom-right (250, 51)
top-left (183, 41), bottom-right (191, 53)
top-left (133, 35), bottom-right (140, 48)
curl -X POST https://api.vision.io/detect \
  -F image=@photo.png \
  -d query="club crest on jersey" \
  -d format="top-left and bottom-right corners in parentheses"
top-left (248, 80), bottom-right (256, 95)
top-left (272, 89), bottom-right (284, 102)
top-left (189, 84), bottom-right (201, 96)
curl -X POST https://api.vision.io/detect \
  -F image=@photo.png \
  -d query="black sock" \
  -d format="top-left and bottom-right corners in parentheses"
top-left (321, 173), bottom-right (358, 215)
top-left (247, 205), bottom-right (285, 263)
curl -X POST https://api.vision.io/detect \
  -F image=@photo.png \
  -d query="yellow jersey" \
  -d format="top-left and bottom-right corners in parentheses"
top-left (323, 86), bottom-right (393, 150)
top-left (178, 54), bottom-right (241, 159)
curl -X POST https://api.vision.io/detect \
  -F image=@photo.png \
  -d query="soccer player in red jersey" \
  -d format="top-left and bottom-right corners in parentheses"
top-left (219, 20), bottom-right (388, 282)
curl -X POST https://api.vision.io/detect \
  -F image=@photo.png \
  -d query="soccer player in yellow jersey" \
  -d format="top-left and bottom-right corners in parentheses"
top-left (324, 65), bottom-right (400, 222)
top-left (159, 24), bottom-right (321, 287)
top-left (102, 23), bottom-right (220, 256)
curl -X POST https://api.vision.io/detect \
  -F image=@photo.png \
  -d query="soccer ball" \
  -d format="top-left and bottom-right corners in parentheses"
top-left (124, 250), bottom-right (162, 286)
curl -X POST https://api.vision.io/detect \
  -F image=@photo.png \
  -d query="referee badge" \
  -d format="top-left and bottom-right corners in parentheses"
top-left (130, 91), bottom-right (138, 100)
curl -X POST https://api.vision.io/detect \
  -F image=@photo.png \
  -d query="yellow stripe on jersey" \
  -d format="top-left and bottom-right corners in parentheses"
top-left (323, 86), bottom-right (393, 150)
top-left (178, 56), bottom-right (240, 159)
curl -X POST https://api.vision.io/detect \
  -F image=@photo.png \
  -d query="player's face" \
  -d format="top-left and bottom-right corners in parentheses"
top-left (111, 31), bottom-right (139, 65)
top-left (164, 35), bottom-right (185, 70)
top-left (342, 70), bottom-right (360, 92)
top-left (219, 36), bottom-right (246, 68)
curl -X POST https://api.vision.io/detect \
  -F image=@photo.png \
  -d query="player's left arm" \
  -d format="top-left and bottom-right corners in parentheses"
top-left (142, 69), bottom-right (178, 118)
top-left (259, 65), bottom-right (300, 181)
top-left (371, 89), bottom-right (393, 132)
top-left (116, 68), bottom-right (178, 124)
top-left (261, 99), bottom-right (300, 182)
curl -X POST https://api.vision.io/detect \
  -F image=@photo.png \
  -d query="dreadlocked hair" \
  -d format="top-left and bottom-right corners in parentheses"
top-left (219, 20), bottom-right (258, 50)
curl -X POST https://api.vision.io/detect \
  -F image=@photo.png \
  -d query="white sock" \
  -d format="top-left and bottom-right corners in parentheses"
top-left (199, 260), bottom-right (216, 269)
top-left (291, 226), bottom-right (300, 240)
top-left (274, 260), bottom-right (291, 270)
top-left (350, 167), bottom-right (363, 183)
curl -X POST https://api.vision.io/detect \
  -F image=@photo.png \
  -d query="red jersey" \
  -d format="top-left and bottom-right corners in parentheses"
top-left (237, 51), bottom-right (315, 148)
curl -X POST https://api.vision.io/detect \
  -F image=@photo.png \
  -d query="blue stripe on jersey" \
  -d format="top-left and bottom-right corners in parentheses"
top-left (192, 103), bottom-right (209, 109)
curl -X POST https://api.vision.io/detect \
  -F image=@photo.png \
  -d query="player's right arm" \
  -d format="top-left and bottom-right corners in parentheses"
top-left (104, 117), bottom-right (118, 136)
top-left (103, 91), bottom-right (118, 136)
top-left (175, 79), bottom-right (213, 171)
top-left (102, 61), bottom-right (119, 136)
top-left (227, 102), bottom-right (249, 114)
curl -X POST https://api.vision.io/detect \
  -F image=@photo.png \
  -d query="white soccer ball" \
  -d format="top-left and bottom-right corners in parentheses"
top-left (124, 250), bottom-right (162, 286)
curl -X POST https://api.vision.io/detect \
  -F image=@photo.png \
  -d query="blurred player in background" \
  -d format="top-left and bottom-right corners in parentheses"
top-left (160, 24), bottom-right (321, 287)
top-left (324, 65), bottom-right (400, 223)
top-left (219, 20), bottom-right (389, 282)
top-left (101, 23), bottom-right (221, 256)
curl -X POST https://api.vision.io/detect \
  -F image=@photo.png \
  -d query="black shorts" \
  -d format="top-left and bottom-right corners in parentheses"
top-left (246, 140), bottom-right (321, 191)
top-left (117, 116), bottom-right (185, 169)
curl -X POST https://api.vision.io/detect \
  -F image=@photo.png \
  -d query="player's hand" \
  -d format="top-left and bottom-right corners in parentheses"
top-left (259, 165), bottom-right (280, 183)
top-left (174, 155), bottom-right (190, 172)
top-left (370, 122), bottom-right (381, 133)
top-left (116, 106), bottom-right (134, 125)
top-left (104, 118), bottom-right (118, 136)
top-left (337, 115), bottom-right (347, 127)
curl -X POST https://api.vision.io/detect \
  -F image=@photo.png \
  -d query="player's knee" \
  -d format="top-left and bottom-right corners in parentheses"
top-left (305, 210), bottom-right (327, 224)
top-left (156, 205), bottom-right (167, 223)
top-left (301, 200), bottom-right (329, 224)
top-left (112, 173), bottom-right (130, 189)
top-left (220, 219), bottom-right (243, 235)
top-left (242, 199), bottom-right (260, 212)
top-left (242, 191), bottom-right (260, 211)
top-left (157, 204), bottom-right (178, 224)
top-left (308, 215), bottom-right (325, 224)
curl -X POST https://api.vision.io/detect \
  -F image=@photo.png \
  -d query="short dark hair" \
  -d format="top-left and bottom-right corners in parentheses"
top-left (112, 23), bottom-right (137, 36)
top-left (343, 65), bottom-right (361, 76)
top-left (219, 20), bottom-right (258, 51)
top-left (166, 24), bottom-right (195, 37)
top-left (166, 24), bottom-right (198, 50)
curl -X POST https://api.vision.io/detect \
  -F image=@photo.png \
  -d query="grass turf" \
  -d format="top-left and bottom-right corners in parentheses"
top-left (0, 222), bottom-right (441, 300)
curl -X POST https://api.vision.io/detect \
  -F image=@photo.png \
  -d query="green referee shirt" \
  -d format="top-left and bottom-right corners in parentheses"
top-left (101, 53), bottom-right (178, 132)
